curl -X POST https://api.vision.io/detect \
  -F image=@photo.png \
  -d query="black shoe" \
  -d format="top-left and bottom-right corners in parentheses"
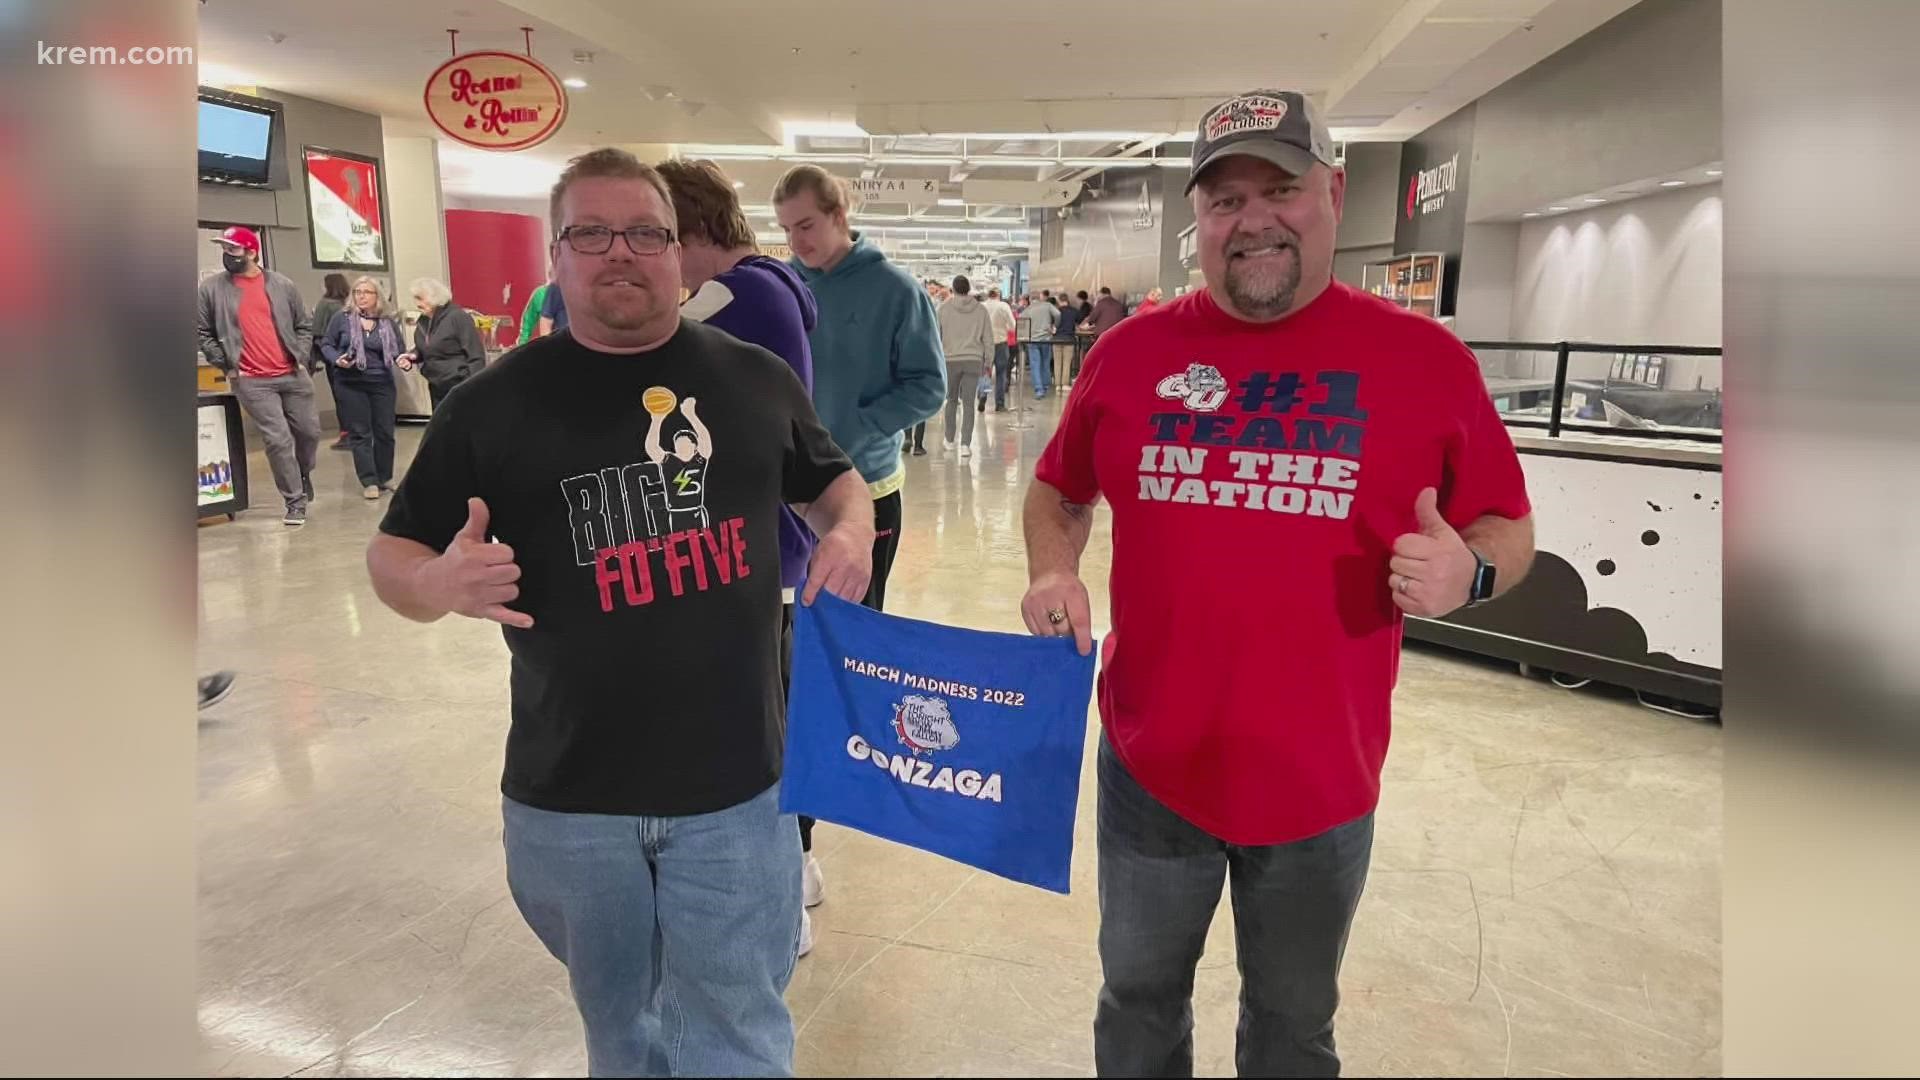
top-left (911, 446), bottom-right (928, 456)
top-left (302, 473), bottom-right (315, 501)
top-left (198, 671), bottom-right (236, 711)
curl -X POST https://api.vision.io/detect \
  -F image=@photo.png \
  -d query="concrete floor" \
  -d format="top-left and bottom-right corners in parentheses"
top-left (197, 395), bottom-right (1722, 1077)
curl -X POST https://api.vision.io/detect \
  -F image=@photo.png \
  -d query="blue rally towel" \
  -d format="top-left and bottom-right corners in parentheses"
top-left (781, 591), bottom-right (1097, 894)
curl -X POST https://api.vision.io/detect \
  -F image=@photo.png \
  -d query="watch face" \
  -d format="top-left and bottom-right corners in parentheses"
top-left (1470, 552), bottom-right (1496, 602)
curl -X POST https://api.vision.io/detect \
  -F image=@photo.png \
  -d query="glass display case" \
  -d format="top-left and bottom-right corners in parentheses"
top-left (1404, 337), bottom-right (1725, 714)
top-left (1362, 252), bottom-right (1447, 317)
top-left (1466, 339), bottom-right (1723, 440)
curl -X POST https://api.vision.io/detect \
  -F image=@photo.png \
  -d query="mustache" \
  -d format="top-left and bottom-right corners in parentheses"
top-left (1226, 231), bottom-right (1299, 255)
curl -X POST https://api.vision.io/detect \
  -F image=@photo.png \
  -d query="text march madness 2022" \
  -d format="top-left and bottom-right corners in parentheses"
top-left (780, 593), bottom-right (1097, 893)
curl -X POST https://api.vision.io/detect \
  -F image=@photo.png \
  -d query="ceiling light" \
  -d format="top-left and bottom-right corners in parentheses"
top-left (1584, 197), bottom-right (1605, 204)
top-left (783, 120), bottom-right (870, 143)
top-left (1660, 179), bottom-right (1686, 187)
top-left (937, 197), bottom-right (965, 207)
top-left (563, 77), bottom-right (587, 89)
top-left (1522, 212), bottom-right (1540, 218)
top-left (1548, 206), bottom-right (1568, 212)
top-left (732, 181), bottom-right (745, 189)
top-left (1705, 169), bottom-right (1723, 176)
top-left (943, 131), bottom-right (1174, 142)
top-left (874, 155), bottom-right (962, 166)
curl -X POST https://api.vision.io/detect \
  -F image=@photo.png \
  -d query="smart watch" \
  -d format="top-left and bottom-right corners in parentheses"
top-left (1466, 548), bottom-right (1496, 608)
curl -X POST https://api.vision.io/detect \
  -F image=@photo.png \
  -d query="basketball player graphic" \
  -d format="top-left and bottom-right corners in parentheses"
top-left (643, 387), bottom-right (714, 532)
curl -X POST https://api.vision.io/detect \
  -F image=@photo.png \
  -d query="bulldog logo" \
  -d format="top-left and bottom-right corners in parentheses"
top-left (1155, 363), bottom-right (1230, 413)
top-left (892, 694), bottom-right (959, 757)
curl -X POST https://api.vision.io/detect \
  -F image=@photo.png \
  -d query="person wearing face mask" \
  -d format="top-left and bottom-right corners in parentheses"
top-left (1022, 90), bottom-right (1537, 1077)
top-left (320, 276), bottom-right (409, 499)
top-left (195, 225), bottom-right (320, 527)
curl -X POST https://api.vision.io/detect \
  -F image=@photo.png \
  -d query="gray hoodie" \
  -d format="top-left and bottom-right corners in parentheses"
top-left (936, 292), bottom-right (995, 370)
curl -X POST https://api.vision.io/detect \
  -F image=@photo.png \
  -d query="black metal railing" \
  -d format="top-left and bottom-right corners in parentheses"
top-left (1463, 340), bottom-right (1724, 442)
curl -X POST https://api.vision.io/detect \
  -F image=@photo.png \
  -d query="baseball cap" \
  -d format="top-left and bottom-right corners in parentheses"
top-left (210, 225), bottom-right (261, 256)
top-left (1186, 90), bottom-right (1336, 194)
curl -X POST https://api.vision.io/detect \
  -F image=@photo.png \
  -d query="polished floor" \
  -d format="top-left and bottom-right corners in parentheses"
top-left (197, 391), bottom-right (1722, 1077)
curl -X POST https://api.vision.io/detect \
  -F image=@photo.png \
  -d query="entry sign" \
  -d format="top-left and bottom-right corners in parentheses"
top-left (781, 592), bottom-right (1097, 893)
top-left (849, 177), bottom-right (941, 205)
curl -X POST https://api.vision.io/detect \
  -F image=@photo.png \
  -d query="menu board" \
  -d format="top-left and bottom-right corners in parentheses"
top-left (197, 397), bottom-right (247, 518)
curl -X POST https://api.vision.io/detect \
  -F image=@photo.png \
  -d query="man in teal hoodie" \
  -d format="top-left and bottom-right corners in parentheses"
top-left (775, 164), bottom-right (946, 612)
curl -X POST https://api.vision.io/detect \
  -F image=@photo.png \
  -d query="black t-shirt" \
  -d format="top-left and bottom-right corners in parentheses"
top-left (379, 322), bottom-right (853, 816)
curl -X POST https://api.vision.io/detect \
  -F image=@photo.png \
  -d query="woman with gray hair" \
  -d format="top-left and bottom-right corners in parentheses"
top-left (398, 277), bottom-right (488, 410)
top-left (320, 275), bottom-right (408, 498)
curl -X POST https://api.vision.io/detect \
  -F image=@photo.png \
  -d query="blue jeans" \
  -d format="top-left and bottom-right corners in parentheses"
top-left (503, 783), bottom-right (802, 1078)
top-left (1094, 739), bottom-right (1373, 1078)
top-left (992, 343), bottom-right (1012, 407)
top-left (1026, 342), bottom-right (1053, 397)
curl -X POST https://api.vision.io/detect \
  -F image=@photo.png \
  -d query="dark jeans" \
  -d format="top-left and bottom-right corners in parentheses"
top-left (332, 370), bottom-right (396, 487)
top-left (427, 370), bottom-right (470, 411)
top-left (910, 421), bottom-right (927, 451)
top-left (992, 343), bottom-right (1012, 408)
top-left (1094, 739), bottom-right (1373, 1078)
top-left (864, 490), bottom-right (902, 612)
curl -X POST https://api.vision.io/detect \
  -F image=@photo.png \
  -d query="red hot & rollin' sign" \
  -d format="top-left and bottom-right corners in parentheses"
top-left (424, 50), bottom-right (568, 151)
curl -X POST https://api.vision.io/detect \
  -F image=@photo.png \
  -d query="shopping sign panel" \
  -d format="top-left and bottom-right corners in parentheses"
top-left (781, 592), bottom-right (1097, 893)
top-left (424, 51), bottom-right (568, 151)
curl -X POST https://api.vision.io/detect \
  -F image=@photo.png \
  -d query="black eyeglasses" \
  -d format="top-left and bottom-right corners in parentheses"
top-left (556, 225), bottom-right (675, 256)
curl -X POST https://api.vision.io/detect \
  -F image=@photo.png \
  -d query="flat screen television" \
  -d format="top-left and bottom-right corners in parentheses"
top-left (198, 94), bottom-right (276, 185)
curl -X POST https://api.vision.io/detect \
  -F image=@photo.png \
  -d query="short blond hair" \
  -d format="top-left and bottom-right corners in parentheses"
top-left (771, 163), bottom-right (856, 218)
top-left (549, 147), bottom-right (678, 237)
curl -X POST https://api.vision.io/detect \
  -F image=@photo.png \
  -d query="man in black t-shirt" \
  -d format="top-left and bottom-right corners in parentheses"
top-left (365, 148), bottom-right (874, 1079)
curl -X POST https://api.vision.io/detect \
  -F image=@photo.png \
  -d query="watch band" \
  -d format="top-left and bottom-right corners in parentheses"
top-left (1466, 548), bottom-right (1495, 606)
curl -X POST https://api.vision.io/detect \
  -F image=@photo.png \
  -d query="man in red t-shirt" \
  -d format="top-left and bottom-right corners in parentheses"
top-left (1022, 90), bottom-right (1535, 1077)
top-left (196, 226), bottom-right (320, 526)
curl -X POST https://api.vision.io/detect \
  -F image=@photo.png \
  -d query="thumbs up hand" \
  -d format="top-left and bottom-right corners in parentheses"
top-left (421, 498), bottom-right (533, 629)
top-left (1387, 487), bottom-right (1476, 618)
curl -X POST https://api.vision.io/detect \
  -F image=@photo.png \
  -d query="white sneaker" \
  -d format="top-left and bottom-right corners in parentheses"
top-left (363, 485), bottom-right (381, 500)
top-left (943, 434), bottom-right (956, 449)
top-left (959, 445), bottom-right (972, 459)
top-left (798, 907), bottom-right (814, 958)
top-left (802, 854), bottom-right (825, 908)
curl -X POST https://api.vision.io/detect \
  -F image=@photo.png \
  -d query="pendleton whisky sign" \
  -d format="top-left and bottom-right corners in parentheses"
top-left (1393, 102), bottom-right (1476, 259)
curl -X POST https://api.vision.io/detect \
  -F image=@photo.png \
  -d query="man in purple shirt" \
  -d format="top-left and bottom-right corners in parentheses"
top-left (657, 157), bottom-right (830, 958)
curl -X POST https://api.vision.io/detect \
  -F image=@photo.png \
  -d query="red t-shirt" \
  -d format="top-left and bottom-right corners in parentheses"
top-left (1035, 283), bottom-right (1531, 845)
top-left (234, 272), bottom-right (293, 378)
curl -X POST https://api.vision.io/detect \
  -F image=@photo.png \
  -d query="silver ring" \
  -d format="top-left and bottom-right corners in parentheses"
top-left (1396, 576), bottom-right (1409, 595)
top-left (1047, 607), bottom-right (1067, 625)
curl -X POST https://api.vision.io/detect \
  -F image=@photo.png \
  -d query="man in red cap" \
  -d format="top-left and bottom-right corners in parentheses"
top-left (196, 226), bottom-right (321, 526)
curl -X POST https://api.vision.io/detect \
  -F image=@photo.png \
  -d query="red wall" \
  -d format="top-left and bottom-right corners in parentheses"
top-left (444, 209), bottom-right (545, 347)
